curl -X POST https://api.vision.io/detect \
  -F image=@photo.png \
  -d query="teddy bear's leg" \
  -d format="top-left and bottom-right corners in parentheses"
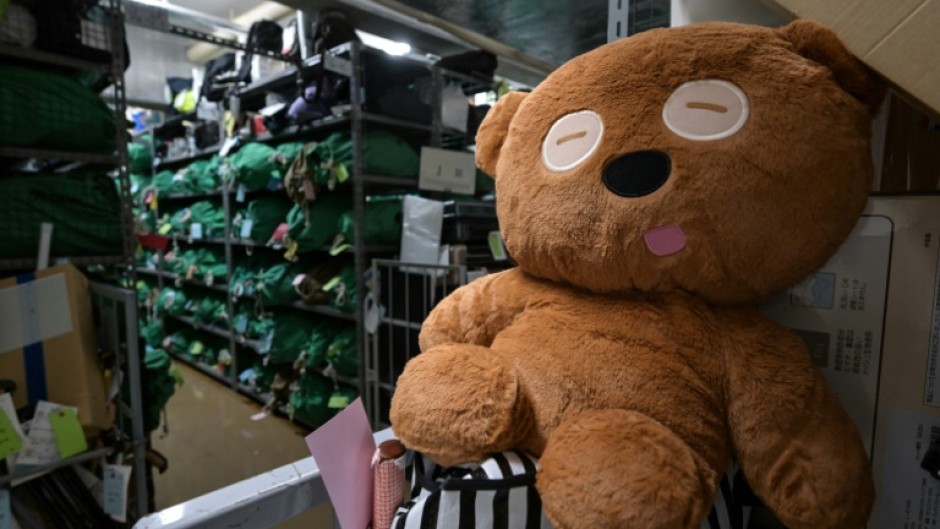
top-left (390, 343), bottom-right (534, 467)
top-left (538, 409), bottom-right (716, 529)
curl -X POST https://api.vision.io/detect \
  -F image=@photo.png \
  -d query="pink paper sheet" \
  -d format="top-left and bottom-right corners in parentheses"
top-left (305, 398), bottom-right (376, 529)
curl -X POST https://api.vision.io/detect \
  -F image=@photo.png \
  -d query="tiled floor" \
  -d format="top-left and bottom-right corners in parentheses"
top-left (151, 362), bottom-right (333, 528)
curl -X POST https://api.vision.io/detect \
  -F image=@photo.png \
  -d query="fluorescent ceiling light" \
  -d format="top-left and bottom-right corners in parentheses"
top-left (355, 30), bottom-right (411, 56)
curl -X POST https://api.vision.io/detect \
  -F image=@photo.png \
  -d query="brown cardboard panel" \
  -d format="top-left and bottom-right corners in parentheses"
top-left (866, 0), bottom-right (940, 113)
top-left (0, 265), bottom-right (109, 432)
top-left (769, 0), bottom-right (940, 116)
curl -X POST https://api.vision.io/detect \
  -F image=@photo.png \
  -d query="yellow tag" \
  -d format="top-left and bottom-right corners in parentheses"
top-left (170, 364), bottom-right (185, 387)
top-left (186, 265), bottom-right (197, 280)
top-left (158, 223), bottom-right (173, 235)
top-left (335, 163), bottom-right (349, 183)
top-left (328, 395), bottom-right (350, 409)
top-left (191, 341), bottom-right (204, 355)
top-left (0, 409), bottom-right (23, 459)
top-left (322, 276), bottom-right (341, 292)
top-left (49, 409), bottom-right (88, 458)
top-left (284, 241), bottom-right (299, 261)
top-left (329, 243), bottom-right (351, 257)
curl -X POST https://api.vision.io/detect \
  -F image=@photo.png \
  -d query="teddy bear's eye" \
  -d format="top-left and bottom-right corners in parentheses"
top-left (542, 110), bottom-right (604, 172)
top-left (662, 80), bottom-right (749, 141)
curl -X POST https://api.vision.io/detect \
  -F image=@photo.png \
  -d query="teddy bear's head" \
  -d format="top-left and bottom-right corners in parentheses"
top-left (477, 20), bottom-right (883, 305)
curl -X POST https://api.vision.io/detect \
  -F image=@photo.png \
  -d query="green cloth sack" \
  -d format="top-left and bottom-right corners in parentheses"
top-left (329, 264), bottom-right (358, 313)
top-left (0, 65), bottom-right (115, 153)
top-left (0, 172), bottom-right (122, 258)
top-left (193, 296), bottom-right (227, 326)
top-left (129, 140), bottom-right (153, 173)
top-left (301, 321), bottom-right (342, 368)
top-left (186, 157), bottom-right (223, 193)
top-left (143, 348), bottom-right (177, 433)
top-left (336, 195), bottom-right (403, 246)
top-left (166, 201), bottom-right (224, 238)
top-left (156, 288), bottom-right (187, 317)
top-left (140, 320), bottom-right (164, 348)
top-left (229, 143), bottom-right (281, 191)
top-left (234, 197), bottom-right (292, 242)
top-left (255, 261), bottom-right (307, 306)
top-left (153, 170), bottom-right (194, 196)
top-left (290, 374), bottom-right (357, 426)
top-left (286, 193), bottom-right (350, 253)
top-left (274, 142), bottom-right (306, 172)
top-left (228, 255), bottom-right (282, 299)
top-left (288, 374), bottom-right (334, 427)
top-left (312, 130), bottom-right (420, 185)
top-left (259, 310), bottom-right (313, 365)
top-left (325, 327), bottom-right (358, 377)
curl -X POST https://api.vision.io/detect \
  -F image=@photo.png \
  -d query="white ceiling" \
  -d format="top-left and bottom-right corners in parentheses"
top-left (170, 0), bottom-right (271, 20)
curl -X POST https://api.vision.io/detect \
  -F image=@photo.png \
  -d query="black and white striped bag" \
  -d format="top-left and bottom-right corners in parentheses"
top-left (392, 452), bottom-right (751, 529)
top-left (392, 450), bottom-right (549, 529)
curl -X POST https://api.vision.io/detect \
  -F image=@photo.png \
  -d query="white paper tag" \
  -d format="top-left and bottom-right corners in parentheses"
top-left (220, 137), bottom-right (239, 157)
top-left (17, 401), bottom-right (77, 466)
top-left (103, 464), bottom-right (133, 522)
top-left (239, 219), bottom-right (254, 239)
top-left (190, 223), bottom-right (203, 240)
top-left (236, 183), bottom-right (246, 203)
top-left (0, 490), bottom-right (10, 529)
top-left (419, 147), bottom-right (476, 195)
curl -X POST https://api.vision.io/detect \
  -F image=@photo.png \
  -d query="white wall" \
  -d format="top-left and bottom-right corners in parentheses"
top-left (669, 0), bottom-right (793, 27)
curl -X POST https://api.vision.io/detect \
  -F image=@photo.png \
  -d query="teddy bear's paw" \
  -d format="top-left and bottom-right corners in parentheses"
top-left (537, 409), bottom-right (716, 529)
top-left (390, 344), bottom-right (534, 467)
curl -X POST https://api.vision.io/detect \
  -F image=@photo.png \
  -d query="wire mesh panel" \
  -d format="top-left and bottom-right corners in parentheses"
top-left (366, 260), bottom-right (467, 428)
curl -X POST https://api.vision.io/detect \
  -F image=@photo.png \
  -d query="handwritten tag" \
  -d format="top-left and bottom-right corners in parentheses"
top-left (239, 219), bottom-right (254, 239)
top-left (488, 231), bottom-right (507, 261)
top-left (236, 183), bottom-right (246, 203)
top-left (49, 408), bottom-right (87, 459)
top-left (0, 412), bottom-right (22, 460)
top-left (328, 394), bottom-right (351, 409)
top-left (0, 394), bottom-right (25, 460)
top-left (103, 464), bottom-right (133, 522)
top-left (336, 164), bottom-right (350, 184)
top-left (233, 314), bottom-right (248, 334)
top-left (190, 222), bottom-right (203, 240)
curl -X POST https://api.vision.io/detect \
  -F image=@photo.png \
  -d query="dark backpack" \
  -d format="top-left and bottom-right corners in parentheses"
top-left (236, 20), bottom-right (285, 85)
top-left (305, 10), bottom-right (359, 103)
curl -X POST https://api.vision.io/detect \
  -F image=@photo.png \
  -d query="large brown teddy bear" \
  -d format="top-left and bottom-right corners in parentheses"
top-left (391, 20), bottom-right (882, 529)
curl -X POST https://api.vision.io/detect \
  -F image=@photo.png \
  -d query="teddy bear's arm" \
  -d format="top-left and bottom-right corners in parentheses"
top-left (723, 311), bottom-right (874, 529)
top-left (418, 268), bottom-right (534, 351)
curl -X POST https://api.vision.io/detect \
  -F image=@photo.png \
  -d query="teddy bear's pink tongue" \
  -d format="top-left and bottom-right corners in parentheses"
top-left (643, 225), bottom-right (686, 256)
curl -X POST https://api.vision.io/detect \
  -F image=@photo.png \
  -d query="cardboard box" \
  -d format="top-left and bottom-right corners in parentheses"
top-left (765, 0), bottom-right (940, 118)
top-left (761, 196), bottom-right (940, 527)
top-left (0, 265), bottom-right (109, 432)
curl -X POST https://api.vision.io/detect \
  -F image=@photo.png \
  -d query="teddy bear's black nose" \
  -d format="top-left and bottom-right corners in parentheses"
top-left (603, 150), bottom-right (672, 198)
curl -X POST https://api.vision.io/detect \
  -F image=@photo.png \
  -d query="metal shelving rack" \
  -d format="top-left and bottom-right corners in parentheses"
top-left (0, 3), bottom-right (148, 524)
top-left (0, 0), bottom-right (135, 274)
top-left (131, 24), bottom-right (498, 428)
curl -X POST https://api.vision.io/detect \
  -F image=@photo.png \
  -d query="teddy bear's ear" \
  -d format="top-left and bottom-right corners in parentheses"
top-left (779, 19), bottom-right (885, 114)
top-left (475, 91), bottom-right (528, 178)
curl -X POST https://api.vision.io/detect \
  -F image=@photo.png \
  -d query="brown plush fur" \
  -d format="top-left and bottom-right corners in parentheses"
top-left (391, 20), bottom-right (879, 529)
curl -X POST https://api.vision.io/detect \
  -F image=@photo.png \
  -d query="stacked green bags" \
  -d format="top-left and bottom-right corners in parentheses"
top-left (0, 65), bottom-right (115, 152)
top-left (0, 172), bottom-right (123, 258)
